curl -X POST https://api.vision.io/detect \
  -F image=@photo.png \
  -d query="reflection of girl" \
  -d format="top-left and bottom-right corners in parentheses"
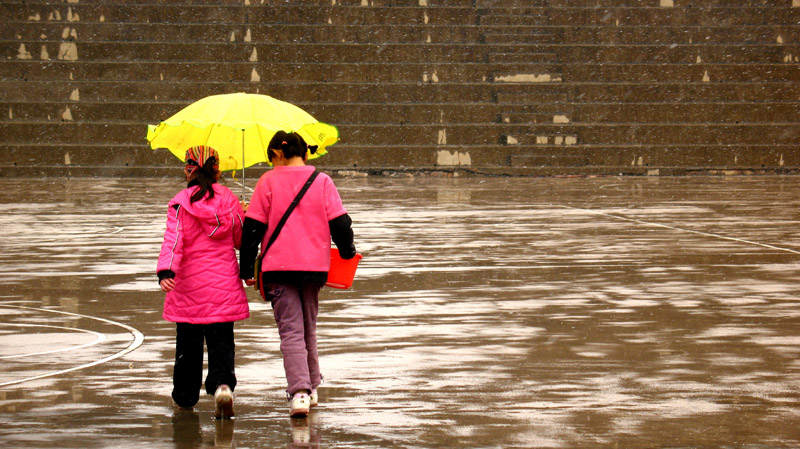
top-left (240, 131), bottom-right (356, 418)
top-left (157, 146), bottom-right (249, 419)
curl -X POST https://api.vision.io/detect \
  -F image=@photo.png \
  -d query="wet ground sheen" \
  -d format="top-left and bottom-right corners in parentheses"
top-left (1, 175), bottom-right (799, 448)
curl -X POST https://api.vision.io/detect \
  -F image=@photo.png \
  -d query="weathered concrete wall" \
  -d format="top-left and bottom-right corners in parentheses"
top-left (1, 0), bottom-right (798, 177)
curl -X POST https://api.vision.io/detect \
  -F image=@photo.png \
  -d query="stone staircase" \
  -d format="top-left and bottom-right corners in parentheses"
top-left (476, 0), bottom-right (582, 169)
top-left (1, 0), bottom-right (798, 176)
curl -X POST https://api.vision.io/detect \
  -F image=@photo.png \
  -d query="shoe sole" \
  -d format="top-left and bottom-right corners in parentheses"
top-left (215, 388), bottom-right (235, 419)
top-left (290, 407), bottom-right (309, 418)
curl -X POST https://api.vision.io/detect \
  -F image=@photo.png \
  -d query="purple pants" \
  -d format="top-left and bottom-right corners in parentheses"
top-left (267, 283), bottom-right (322, 395)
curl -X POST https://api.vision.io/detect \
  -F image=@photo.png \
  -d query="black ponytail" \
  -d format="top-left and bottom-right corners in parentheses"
top-left (190, 156), bottom-right (219, 203)
top-left (267, 131), bottom-right (311, 162)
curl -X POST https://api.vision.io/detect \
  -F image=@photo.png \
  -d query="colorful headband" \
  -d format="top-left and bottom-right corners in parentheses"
top-left (184, 145), bottom-right (219, 174)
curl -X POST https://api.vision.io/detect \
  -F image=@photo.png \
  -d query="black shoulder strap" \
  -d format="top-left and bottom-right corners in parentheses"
top-left (263, 170), bottom-right (320, 253)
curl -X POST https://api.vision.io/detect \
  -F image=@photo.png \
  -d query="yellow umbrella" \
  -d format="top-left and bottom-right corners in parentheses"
top-left (147, 92), bottom-right (339, 193)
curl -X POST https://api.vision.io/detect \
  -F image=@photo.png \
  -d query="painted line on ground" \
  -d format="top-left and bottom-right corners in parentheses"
top-left (0, 305), bottom-right (144, 387)
top-left (0, 323), bottom-right (107, 359)
top-left (558, 205), bottom-right (800, 255)
top-left (231, 180), bottom-right (256, 193)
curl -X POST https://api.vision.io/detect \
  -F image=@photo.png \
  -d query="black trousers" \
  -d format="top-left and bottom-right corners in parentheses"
top-left (172, 322), bottom-right (237, 408)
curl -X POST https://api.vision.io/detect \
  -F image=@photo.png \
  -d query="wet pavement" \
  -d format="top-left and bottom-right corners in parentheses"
top-left (0, 174), bottom-right (799, 448)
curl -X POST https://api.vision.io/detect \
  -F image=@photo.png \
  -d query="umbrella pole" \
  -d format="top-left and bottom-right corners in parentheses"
top-left (241, 129), bottom-right (245, 201)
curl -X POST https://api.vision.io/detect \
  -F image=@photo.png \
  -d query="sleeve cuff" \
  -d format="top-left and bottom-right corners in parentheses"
top-left (157, 270), bottom-right (176, 282)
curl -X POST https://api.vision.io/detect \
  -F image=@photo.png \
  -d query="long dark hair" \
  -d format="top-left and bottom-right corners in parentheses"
top-left (190, 156), bottom-right (219, 203)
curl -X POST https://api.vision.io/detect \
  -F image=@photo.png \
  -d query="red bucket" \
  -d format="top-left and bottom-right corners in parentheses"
top-left (326, 248), bottom-right (363, 289)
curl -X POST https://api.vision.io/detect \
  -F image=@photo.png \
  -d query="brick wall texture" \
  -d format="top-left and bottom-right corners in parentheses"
top-left (2, 0), bottom-right (799, 176)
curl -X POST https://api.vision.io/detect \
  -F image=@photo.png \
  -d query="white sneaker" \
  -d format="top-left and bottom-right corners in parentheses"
top-left (310, 389), bottom-right (319, 408)
top-left (289, 393), bottom-right (310, 417)
top-left (214, 384), bottom-right (235, 419)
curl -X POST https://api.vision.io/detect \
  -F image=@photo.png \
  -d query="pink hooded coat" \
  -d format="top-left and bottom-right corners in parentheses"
top-left (157, 183), bottom-right (249, 324)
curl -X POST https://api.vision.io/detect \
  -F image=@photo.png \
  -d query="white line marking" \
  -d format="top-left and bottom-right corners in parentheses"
top-left (0, 323), bottom-right (106, 359)
top-left (558, 205), bottom-right (800, 255)
top-left (0, 305), bottom-right (144, 387)
top-left (231, 180), bottom-right (255, 193)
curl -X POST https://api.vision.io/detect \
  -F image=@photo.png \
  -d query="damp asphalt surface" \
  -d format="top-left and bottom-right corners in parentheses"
top-left (0, 175), bottom-right (799, 449)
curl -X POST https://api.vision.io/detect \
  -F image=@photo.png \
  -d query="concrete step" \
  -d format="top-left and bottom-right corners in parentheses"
top-left (501, 103), bottom-right (800, 125)
top-left (480, 44), bottom-right (564, 54)
top-left (2, 121), bottom-right (797, 148)
top-left (567, 83), bottom-right (800, 103)
top-left (475, 7), bottom-right (800, 27)
top-left (314, 103), bottom-right (503, 124)
top-left (3, 4), bottom-right (478, 26)
top-left (558, 25), bottom-right (800, 46)
top-left (8, 40), bottom-right (795, 66)
top-left (7, 3), bottom-right (797, 28)
top-left (509, 154), bottom-right (589, 167)
top-left (0, 122), bottom-right (549, 147)
top-left (1, 100), bottom-right (505, 124)
top-left (326, 6), bottom-right (477, 25)
top-left (0, 79), bottom-right (550, 103)
top-left (477, 7), bottom-right (555, 16)
top-left (6, 99), bottom-right (794, 126)
top-left (479, 15), bottom-right (550, 26)
top-left (501, 101), bottom-right (800, 125)
top-left (478, 24), bottom-right (797, 46)
top-left (497, 92), bottom-right (569, 104)
top-left (482, 32), bottom-right (559, 44)
top-left (563, 63), bottom-right (798, 83)
top-left (502, 123), bottom-right (800, 146)
top-left (287, 142), bottom-right (800, 171)
top-left (5, 41), bottom-right (494, 64)
top-left (495, 102), bottom-right (572, 115)
top-left (2, 60), bottom-right (560, 83)
top-left (573, 102), bottom-right (800, 124)
top-left (503, 133), bottom-right (579, 146)
top-left (4, 142), bottom-right (794, 175)
top-left (3, 76), bottom-right (795, 105)
top-left (2, 22), bottom-right (482, 44)
top-left (560, 45), bottom-right (796, 64)
top-left (475, 0), bottom-right (548, 7)
top-left (488, 53), bottom-right (560, 64)
top-left (0, 122), bottom-right (507, 147)
top-left (501, 112), bottom-right (574, 125)
top-left (504, 144), bottom-right (793, 170)
top-left (6, 22), bottom-right (794, 53)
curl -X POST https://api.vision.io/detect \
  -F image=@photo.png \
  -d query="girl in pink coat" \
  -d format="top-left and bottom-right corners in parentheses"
top-left (239, 131), bottom-right (356, 418)
top-left (156, 146), bottom-right (249, 419)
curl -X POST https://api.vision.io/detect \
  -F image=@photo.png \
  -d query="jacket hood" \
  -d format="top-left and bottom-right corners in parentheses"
top-left (169, 184), bottom-right (239, 240)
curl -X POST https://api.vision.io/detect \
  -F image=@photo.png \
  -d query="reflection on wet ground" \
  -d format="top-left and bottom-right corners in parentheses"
top-left (0, 175), bottom-right (799, 448)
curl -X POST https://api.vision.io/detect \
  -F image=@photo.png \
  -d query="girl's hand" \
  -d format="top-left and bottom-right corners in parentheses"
top-left (160, 278), bottom-right (176, 292)
top-left (244, 279), bottom-right (256, 286)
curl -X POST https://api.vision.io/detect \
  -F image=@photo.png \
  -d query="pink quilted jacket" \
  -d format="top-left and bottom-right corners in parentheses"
top-left (157, 183), bottom-right (249, 324)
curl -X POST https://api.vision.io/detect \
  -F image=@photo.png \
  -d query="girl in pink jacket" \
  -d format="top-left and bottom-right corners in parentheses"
top-left (239, 131), bottom-right (356, 418)
top-left (156, 146), bottom-right (249, 419)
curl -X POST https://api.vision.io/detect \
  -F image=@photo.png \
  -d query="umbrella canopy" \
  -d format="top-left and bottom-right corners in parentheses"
top-left (146, 92), bottom-right (339, 172)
